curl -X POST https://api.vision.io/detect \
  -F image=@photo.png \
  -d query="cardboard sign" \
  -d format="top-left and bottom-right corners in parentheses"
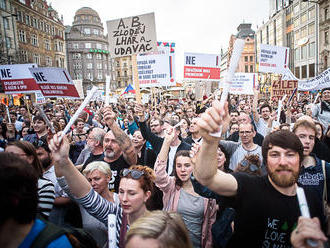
top-left (271, 80), bottom-right (298, 101)
top-left (184, 53), bottom-right (220, 81)
top-left (29, 67), bottom-right (79, 98)
top-left (258, 44), bottom-right (289, 74)
top-left (107, 13), bottom-right (157, 57)
top-left (0, 64), bottom-right (40, 94)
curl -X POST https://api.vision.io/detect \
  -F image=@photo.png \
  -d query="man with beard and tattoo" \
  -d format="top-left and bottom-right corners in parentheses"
top-left (194, 100), bottom-right (326, 247)
top-left (97, 106), bottom-right (137, 192)
top-left (34, 137), bottom-right (71, 226)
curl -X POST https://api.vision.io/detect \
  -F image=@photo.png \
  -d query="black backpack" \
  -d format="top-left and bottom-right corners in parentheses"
top-left (30, 220), bottom-right (98, 248)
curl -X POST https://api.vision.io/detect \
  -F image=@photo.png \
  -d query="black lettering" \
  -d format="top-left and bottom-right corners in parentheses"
top-left (0, 69), bottom-right (11, 78)
top-left (131, 16), bottom-right (141, 27)
top-left (186, 56), bottom-right (196, 65)
top-left (117, 19), bottom-right (125, 29)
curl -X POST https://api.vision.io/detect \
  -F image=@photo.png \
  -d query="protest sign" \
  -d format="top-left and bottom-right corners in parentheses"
top-left (227, 73), bottom-right (257, 95)
top-left (73, 79), bottom-right (84, 99)
top-left (184, 53), bottom-right (220, 81)
top-left (107, 13), bottom-right (157, 57)
top-left (271, 80), bottom-right (298, 101)
top-left (29, 67), bottom-right (79, 98)
top-left (0, 64), bottom-right (40, 94)
top-left (258, 44), bottom-right (289, 74)
top-left (298, 67), bottom-right (330, 91)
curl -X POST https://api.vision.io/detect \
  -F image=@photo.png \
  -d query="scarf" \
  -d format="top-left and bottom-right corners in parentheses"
top-left (321, 100), bottom-right (330, 114)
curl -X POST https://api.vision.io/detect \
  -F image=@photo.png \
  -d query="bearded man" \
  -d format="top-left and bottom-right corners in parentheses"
top-left (193, 100), bottom-right (326, 247)
top-left (312, 87), bottom-right (330, 135)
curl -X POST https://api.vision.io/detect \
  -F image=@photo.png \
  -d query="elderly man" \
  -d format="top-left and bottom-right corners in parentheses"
top-left (312, 87), bottom-right (330, 135)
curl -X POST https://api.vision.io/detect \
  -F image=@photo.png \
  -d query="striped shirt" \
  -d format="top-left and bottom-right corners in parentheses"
top-left (37, 177), bottom-right (55, 219)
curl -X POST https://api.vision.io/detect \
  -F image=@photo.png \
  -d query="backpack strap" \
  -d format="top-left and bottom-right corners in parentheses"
top-left (30, 221), bottom-right (67, 248)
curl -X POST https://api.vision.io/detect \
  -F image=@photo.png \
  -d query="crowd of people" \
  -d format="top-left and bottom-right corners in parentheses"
top-left (1, 87), bottom-right (330, 248)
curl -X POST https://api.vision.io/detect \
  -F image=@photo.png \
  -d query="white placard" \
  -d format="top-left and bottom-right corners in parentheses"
top-left (258, 44), bottom-right (289, 74)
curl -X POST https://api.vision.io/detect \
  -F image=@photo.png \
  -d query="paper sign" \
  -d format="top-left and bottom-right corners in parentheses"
top-left (271, 80), bottom-right (298, 101)
top-left (184, 53), bottom-right (220, 81)
top-left (107, 13), bottom-right (157, 57)
top-left (228, 73), bottom-right (257, 95)
top-left (298, 67), bottom-right (330, 91)
top-left (258, 44), bottom-right (289, 74)
top-left (29, 67), bottom-right (79, 98)
top-left (0, 64), bottom-right (40, 94)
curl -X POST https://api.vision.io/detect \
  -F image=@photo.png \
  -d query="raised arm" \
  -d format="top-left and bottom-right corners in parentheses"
top-left (195, 101), bottom-right (238, 197)
top-left (252, 88), bottom-right (260, 123)
top-left (103, 106), bottom-right (137, 165)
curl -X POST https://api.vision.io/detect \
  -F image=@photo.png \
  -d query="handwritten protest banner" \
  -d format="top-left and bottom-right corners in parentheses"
top-left (29, 67), bottom-right (79, 98)
top-left (107, 13), bottom-right (157, 57)
top-left (271, 80), bottom-right (298, 101)
top-left (259, 44), bottom-right (289, 74)
top-left (184, 53), bottom-right (220, 81)
top-left (298, 67), bottom-right (330, 91)
top-left (0, 64), bottom-right (40, 94)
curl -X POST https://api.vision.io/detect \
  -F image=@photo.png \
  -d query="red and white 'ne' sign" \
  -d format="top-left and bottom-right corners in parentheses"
top-left (0, 64), bottom-right (40, 94)
top-left (29, 67), bottom-right (79, 98)
top-left (184, 53), bottom-right (220, 81)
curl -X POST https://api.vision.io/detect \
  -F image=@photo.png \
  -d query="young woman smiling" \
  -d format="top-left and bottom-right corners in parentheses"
top-left (154, 127), bottom-right (217, 248)
top-left (50, 132), bottom-right (155, 248)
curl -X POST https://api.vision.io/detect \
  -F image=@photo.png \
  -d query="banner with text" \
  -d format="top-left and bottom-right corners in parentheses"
top-left (226, 73), bottom-right (257, 95)
top-left (298, 67), bottom-right (330, 91)
top-left (184, 53), bottom-right (220, 81)
top-left (0, 64), bottom-right (40, 94)
top-left (258, 44), bottom-right (289, 74)
top-left (29, 67), bottom-right (79, 98)
top-left (271, 80), bottom-right (298, 101)
top-left (107, 12), bottom-right (157, 57)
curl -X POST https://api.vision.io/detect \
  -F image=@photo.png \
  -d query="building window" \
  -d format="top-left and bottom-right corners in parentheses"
top-left (18, 30), bottom-right (26, 43)
top-left (117, 71), bottom-right (120, 77)
top-left (73, 43), bottom-right (79, 49)
top-left (32, 18), bottom-right (37, 28)
top-left (84, 28), bottom-right (90, 35)
top-left (25, 15), bottom-right (30, 25)
top-left (87, 63), bottom-right (93, 69)
top-left (73, 63), bottom-right (82, 69)
top-left (72, 53), bottom-right (81, 59)
top-left (295, 48), bottom-right (300, 61)
top-left (93, 29), bottom-right (99, 35)
top-left (309, 63), bottom-right (315, 77)
top-left (244, 56), bottom-right (248, 62)
top-left (295, 66), bottom-right (300, 78)
top-left (301, 45), bottom-right (307, 59)
top-left (0, 0), bottom-right (6, 9)
top-left (325, 31), bottom-right (329, 44)
top-left (17, 11), bottom-right (22, 22)
top-left (97, 63), bottom-right (102, 69)
top-left (293, 17), bottom-right (299, 28)
top-left (96, 43), bottom-right (102, 49)
top-left (3, 17), bottom-right (9, 29)
top-left (250, 56), bottom-right (253, 62)
top-left (250, 65), bottom-right (253, 72)
top-left (308, 22), bottom-right (315, 35)
top-left (293, 4), bottom-right (299, 15)
top-left (308, 42), bottom-right (315, 58)
top-left (301, 65), bottom-right (307, 78)
top-left (33, 54), bottom-right (40, 65)
top-left (245, 65), bottom-right (248, 72)
top-left (51, 26), bottom-right (55, 36)
top-left (85, 43), bottom-right (91, 49)
top-left (96, 54), bottom-right (102, 60)
top-left (87, 72), bottom-right (93, 80)
top-left (97, 72), bottom-right (103, 80)
top-left (300, 26), bottom-right (307, 39)
top-left (104, 63), bottom-right (107, 70)
top-left (45, 24), bottom-right (50, 33)
top-left (5, 37), bottom-right (11, 48)
top-left (45, 56), bottom-right (52, 66)
top-left (31, 34), bottom-right (38, 46)
top-left (324, 56), bottom-right (328, 69)
top-left (294, 30), bottom-right (300, 41)
top-left (301, 12), bottom-right (308, 24)
top-left (308, 7), bottom-right (315, 19)
top-left (58, 42), bottom-right (63, 52)
top-left (20, 50), bottom-right (28, 62)
top-left (86, 53), bottom-right (92, 59)
top-left (325, 8), bottom-right (329, 21)
top-left (44, 39), bottom-right (50, 50)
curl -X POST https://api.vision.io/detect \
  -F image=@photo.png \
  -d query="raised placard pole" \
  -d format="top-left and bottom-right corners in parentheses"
top-left (132, 55), bottom-right (141, 104)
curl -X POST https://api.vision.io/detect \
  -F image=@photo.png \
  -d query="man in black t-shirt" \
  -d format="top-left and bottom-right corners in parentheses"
top-left (194, 101), bottom-right (327, 247)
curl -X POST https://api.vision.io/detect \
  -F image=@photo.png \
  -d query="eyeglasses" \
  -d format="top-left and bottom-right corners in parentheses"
top-left (239, 131), bottom-right (252, 135)
top-left (120, 169), bottom-right (144, 179)
top-left (240, 159), bottom-right (259, 172)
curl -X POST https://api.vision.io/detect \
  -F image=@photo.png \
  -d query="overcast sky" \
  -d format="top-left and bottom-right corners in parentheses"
top-left (51, 0), bottom-right (270, 80)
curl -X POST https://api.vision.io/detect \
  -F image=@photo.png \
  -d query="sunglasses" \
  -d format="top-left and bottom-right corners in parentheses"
top-left (240, 159), bottom-right (259, 172)
top-left (120, 169), bottom-right (144, 179)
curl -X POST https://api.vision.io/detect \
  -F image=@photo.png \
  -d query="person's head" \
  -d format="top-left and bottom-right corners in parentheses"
top-left (132, 130), bottom-right (146, 150)
top-left (230, 110), bottom-right (239, 124)
top-left (239, 100), bottom-right (246, 110)
top-left (171, 114), bottom-right (180, 122)
top-left (5, 140), bottom-right (43, 177)
top-left (119, 165), bottom-right (155, 215)
top-left (126, 210), bottom-right (193, 248)
top-left (260, 104), bottom-right (272, 120)
top-left (189, 118), bottom-right (199, 134)
top-left (186, 107), bottom-right (194, 118)
top-left (0, 153), bottom-right (38, 225)
top-left (262, 130), bottom-right (303, 188)
top-left (103, 131), bottom-right (122, 161)
top-left (315, 122), bottom-right (324, 140)
top-left (21, 126), bottom-right (30, 138)
top-left (180, 118), bottom-right (190, 131)
top-left (243, 105), bottom-right (251, 114)
top-left (75, 118), bottom-right (85, 132)
top-left (58, 118), bottom-right (67, 130)
top-left (279, 123), bottom-right (290, 131)
top-left (33, 115), bottom-right (47, 134)
top-left (83, 161), bottom-right (111, 195)
top-left (229, 123), bottom-right (239, 135)
top-left (175, 108), bottom-right (184, 118)
top-left (87, 127), bottom-right (106, 153)
top-left (217, 144), bottom-right (230, 172)
top-left (238, 123), bottom-right (256, 145)
top-left (293, 119), bottom-right (317, 156)
top-left (33, 137), bottom-right (52, 171)
top-left (19, 106), bottom-right (28, 117)
top-left (173, 150), bottom-right (192, 187)
top-left (150, 118), bottom-right (163, 135)
top-left (321, 87), bottom-right (330, 103)
top-left (237, 112), bottom-right (251, 125)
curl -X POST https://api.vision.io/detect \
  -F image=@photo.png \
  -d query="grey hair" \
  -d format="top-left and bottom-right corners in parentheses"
top-left (82, 161), bottom-right (111, 177)
top-left (91, 127), bottom-right (106, 146)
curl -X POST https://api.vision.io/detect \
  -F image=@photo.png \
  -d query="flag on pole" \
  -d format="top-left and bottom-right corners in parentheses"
top-left (121, 84), bottom-right (136, 96)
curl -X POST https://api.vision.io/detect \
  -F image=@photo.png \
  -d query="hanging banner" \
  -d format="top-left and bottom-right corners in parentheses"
top-left (298, 67), bottom-right (330, 91)
top-left (184, 52), bottom-right (220, 81)
top-left (225, 73), bottom-right (257, 95)
top-left (29, 67), bottom-right (79, 98)
top-left (271, 80), bottom-right (298, 101)
top-left (0, 64), bottom-right (40, 94)
top-left (106, 12), bottom-right (157, 57)
top-left (258, 44), bottom-right (289, 74)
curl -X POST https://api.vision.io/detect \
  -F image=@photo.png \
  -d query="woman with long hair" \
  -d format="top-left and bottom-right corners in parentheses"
top-left (5, 140), bottom-right (55, 219)
top-left (50, 132), bottom-right (156, 248)
top-left (154, 127), bottom-right (217, 248)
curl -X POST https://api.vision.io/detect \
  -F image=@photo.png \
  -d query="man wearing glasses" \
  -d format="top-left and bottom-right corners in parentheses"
top-left (220, 123), bottom-right (262, 171)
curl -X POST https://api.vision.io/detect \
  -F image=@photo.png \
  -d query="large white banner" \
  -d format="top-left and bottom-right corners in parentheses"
top-left (107, 13), bottom-right (157, 57)
top-left (184, 52), bottom-right (220, 81)
top-left (258, 44), bottom-right (289, 74)
top-left (220, 73), bottom-right (257, 95)
top-left (298, 67), bottom-right (330, 91)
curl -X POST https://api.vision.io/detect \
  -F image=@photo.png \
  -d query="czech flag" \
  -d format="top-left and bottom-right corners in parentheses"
top-left (121, 84), bottom-right (136, 96)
